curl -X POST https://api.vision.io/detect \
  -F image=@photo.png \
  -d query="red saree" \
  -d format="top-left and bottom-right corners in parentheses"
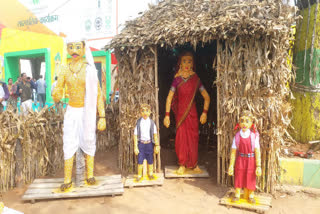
top-left (171, 74), bottom-right (200, 168)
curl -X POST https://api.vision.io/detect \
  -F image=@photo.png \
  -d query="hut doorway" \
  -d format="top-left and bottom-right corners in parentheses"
top-left (157, 42), bottom-right (218, 178)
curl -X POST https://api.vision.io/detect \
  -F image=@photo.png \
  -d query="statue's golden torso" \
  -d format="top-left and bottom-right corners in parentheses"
top-left (64, 63), bottom-right (87, 108)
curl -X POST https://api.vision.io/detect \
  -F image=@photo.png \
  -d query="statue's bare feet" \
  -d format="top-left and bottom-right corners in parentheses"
top-left (193, 165), bottom-right (202, 173)
top-left (177, 166), bottom-right (186, 175)
top-left (86, 177), bottom-right (96, 185)
top-left (232, 196), bottom-right (240, 202)
top-left (148, 174), bottom-right (155, 180)
top-left (248, 197), bottom-right (256, 204)
top-left (135, 176), bottom-right (142, 182)
top-left (60, 182), bottom-right (72, 191)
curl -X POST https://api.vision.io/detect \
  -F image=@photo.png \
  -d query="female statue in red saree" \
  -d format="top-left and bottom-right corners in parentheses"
top-left (163, 52), bottom-right (210, 175)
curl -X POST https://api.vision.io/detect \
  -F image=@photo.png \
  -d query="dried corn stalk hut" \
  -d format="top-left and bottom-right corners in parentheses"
top-left (107, 0), bottom-right (297, 193)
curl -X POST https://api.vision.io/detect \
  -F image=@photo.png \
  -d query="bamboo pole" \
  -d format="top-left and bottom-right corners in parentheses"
top-left (153, 45), bottom-right (161, 173)
top-left (216, 40), bottom-right (221, 185)
top-left (14, 139), bottom-right (23, 188)
top-left (302, 0), bottom-right (312, 84)
top-left (117, 50), bottom-right (123, 172)
top-left (75, 148), bottom-right (85, 187)
top-left (309, 0), bottom-right (319, 86)
top-left (294, 1), bottom-right (303, 83)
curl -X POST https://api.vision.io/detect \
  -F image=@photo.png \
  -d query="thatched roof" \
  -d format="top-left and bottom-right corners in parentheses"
top-left (108, 0), bottom-right (296, 49)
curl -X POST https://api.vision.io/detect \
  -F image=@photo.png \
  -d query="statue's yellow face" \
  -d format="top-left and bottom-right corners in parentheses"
top-left (67, 42), bottom-right (85, 61)
top-left (239, 116), bottom-right (252, 132)
top-left (140, 107), bottom-right (151, 119)
top-left (180, 55), bottom-right (193, 72)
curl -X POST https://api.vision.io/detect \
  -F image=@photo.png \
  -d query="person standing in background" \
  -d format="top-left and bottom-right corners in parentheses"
top-left (7, 78), bottom-right (19, 112)
top-left (36, 75), bottom-right (47, 109)
top-left (16, 73), bottom-right (36, 115)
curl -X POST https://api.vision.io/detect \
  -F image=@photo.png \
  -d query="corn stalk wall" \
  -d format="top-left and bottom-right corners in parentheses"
top-left (0, 104), bottom-right (119, 193)
top-left (97, 102), bottom-right (120, 150)
top-left (216, 36), bottom-right (293, 193)
top-left (115, 46), bottom-right (160, 174)
top-left (0, 107), bottom-right (64, 192)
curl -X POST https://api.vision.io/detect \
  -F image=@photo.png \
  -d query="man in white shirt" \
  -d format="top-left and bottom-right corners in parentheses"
top-left (133, 104), bottom-right (160, 181)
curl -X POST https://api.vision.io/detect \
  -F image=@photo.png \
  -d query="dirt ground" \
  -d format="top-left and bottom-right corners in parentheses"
top-left (1, 147), bottom-right (320, 214)
top-left (281, 142), bottom-right (320, 159)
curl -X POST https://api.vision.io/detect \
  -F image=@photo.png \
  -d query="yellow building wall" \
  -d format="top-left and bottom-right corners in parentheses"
top-left (291, 91), bottom-right (320, 143)
top-left (295, 4), bottom-right (320, 52)
top-left (0, 28), bottom-right (66, 84)
top-left (279, 158), bottom-right (304, 185)
top-left (291, 3), bottom-right (320, 142)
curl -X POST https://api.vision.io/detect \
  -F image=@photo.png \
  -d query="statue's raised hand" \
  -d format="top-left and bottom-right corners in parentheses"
top-left (163, 116), bottom-right (170, 128)
top-left (97, 118), bottom-right (106, 131)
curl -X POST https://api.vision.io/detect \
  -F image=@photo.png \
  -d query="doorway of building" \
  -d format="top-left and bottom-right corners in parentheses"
top-left (157, 42), bottom-right (218, 179)
top-left (4, 48), bottom-right (51, 110)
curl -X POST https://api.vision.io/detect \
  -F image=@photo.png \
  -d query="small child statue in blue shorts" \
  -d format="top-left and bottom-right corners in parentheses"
top-left (134, 103), bottom-right (160, 181)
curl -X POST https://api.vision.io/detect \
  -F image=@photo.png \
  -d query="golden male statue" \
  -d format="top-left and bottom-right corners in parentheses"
top-left (52, 39), bottom-right (106, 191)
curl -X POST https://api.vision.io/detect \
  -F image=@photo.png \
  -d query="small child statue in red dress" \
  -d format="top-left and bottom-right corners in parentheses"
top-left (228, 110), bottom-right (262, 204)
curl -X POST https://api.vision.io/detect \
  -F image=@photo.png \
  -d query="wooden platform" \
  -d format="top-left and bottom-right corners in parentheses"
top-left (219, 190), bottom-right (272, 213)
top-left (164, 165), bottom-right (209, 178)
top-left (124, 173), bottom-right (164, 188)
top-left (22, 175), bottom-right (124, 202)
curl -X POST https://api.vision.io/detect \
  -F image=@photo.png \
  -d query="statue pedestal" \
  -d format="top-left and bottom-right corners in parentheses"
top-left (22, 175), bottom-right (124, 203)
top-left (164, 165), bottom-right (209, 178)
top-left (124, 173), bottom-right (164, 188)
top-left (219, 190), bottom-right (272, 213)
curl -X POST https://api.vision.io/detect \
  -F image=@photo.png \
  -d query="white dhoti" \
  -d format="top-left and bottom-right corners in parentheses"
top-left (63, 105), bottom-right (96, 160)
top-left (21, 99), bottom-right (32, 115)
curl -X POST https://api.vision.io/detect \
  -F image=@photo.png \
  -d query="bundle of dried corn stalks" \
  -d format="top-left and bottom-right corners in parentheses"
top-left (97, 102), bottom-right (120, 150)
top-left (0, 103), bottom-right (120, 193)
top-left (0, 106), bottom-right (64, 192)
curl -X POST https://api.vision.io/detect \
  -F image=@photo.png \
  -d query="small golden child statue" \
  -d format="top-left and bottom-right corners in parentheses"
top-left (133, 104), bottom-right (160, 181)
top-left (228, 110), bottom-right (262, 204)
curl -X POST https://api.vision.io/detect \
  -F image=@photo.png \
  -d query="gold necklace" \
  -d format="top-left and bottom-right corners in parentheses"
top-left (181, 71), bottom-right (193, 79)
top-left (69, 62), bottom-right (84, 77)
